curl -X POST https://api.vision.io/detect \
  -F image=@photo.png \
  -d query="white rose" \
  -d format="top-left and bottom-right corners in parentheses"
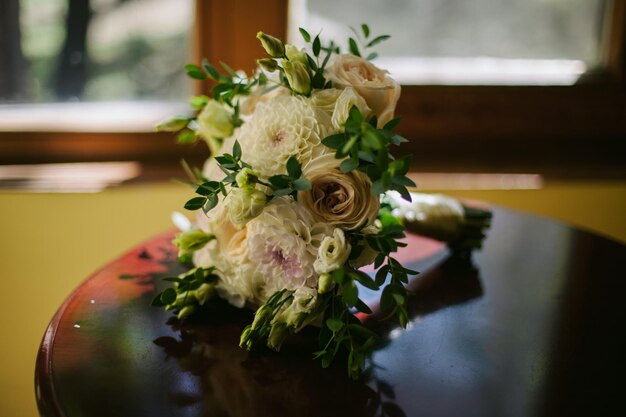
top-left (310, 87), bottom-right (371, 130)
top-left (300, 154), bottom-right (380, 230)
top-left (197, 100), bottom-right (234, 154)
top-left (227, 187), bottom-right (267, 227)
top-left (325, 54), bottom-right (400, 127)
top-left (236, 95), bottom-right (333, 179)
top-left (314, 228), bottom-right (351, 274)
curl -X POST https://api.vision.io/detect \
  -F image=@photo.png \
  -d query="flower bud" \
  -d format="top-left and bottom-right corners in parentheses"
top-left (194, 283), bottom-right (215, 305)
top-left (173, 228), bottom-right (215, 263)
top-left (283, 60), bottom-right (311, 96)
top-left (267, 322), bottom-right (288, 351)
top-left (318, 272), bottom-right (335, 294)
top-left (177, 305), bottom-right (196, 320)
top-left (155, 115), bottom-right (189, 132)
top-left (285, 44), bottom-right (308, 65)
top-left (197, 100), bottom-right (234, 142)
top-left (239, 326), bottom-right (253, 348)
top-left (173, 292), bottom-right (192, 308)
top-left (257, 58), bottom-right (278, 72)
top-left (283, 306), bottom-right (306, 329)
top-left (257, 32), bottom-right (285, 58)
top-left (228, 187), bottom-right (267, 226)
top-left (251, 304), bottom-right (273, 329)
top-left (173, 228), bottom-right (214, 252)
top-left (235, 167), bottom-right (259, 189)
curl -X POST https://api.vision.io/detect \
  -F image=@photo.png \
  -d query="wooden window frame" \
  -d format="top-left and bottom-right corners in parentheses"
top-left (1, 0), bottom-right (624, 179)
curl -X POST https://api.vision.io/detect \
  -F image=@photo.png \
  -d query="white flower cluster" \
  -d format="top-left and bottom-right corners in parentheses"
top-left (192, 53), bottom-right (401, 309)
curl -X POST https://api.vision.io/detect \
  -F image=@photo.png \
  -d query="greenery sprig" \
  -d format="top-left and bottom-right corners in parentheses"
top-left (156, 59), bottom-right (268, 144)
top-left (322, 106), bottom-right (416, 201)
top-left (151, 266), bottom-right (219, 320)
top-left (348, 23), bottom-right (391, 61)
top-left (182, 141), bottom-right (311, 214)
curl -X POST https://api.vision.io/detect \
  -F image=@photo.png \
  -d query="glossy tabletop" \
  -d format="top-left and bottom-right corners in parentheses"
top-left (35, 208), bottom-right (626, 417)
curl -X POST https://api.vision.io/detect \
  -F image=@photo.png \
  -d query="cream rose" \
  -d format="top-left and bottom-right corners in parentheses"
top-left (314, 228), bottom-right (351, 274)
top-left (325, 54), bottom-right (400, 127)
top-left (310, 87), bottom-right (371, 130)
top-left (300, 154), bottom-right (380, 230)
top-left (226, 187), bottom-right (267, 227)
top-left (193, 204), bottom-right (259, 307)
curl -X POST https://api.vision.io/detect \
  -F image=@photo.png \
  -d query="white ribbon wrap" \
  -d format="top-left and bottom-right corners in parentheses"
top-left (384, 191), bottom-right (465, 242)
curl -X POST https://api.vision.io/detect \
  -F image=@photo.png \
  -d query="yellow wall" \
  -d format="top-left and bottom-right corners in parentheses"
top-left (0, 181), bottom-right (624, 416)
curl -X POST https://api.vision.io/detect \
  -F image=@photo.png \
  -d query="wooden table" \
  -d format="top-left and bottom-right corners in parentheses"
top-left (35, 208), bottom-right (626, 417)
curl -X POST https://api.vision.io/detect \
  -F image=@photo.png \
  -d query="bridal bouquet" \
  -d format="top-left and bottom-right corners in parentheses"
top-left (154, 26), bottom-right (490, 379)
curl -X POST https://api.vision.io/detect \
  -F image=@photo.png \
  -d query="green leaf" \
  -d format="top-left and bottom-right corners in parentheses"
top-left (202, 59), bottom-right (220, 79)
top-left (339, 134), bottom-right (359, 158)
top-left (203, 194), bottom-right (219, 213)
top-left (151, 292), bottom-right (166, 307)
top-left (354, 298), bottom-right (373, 314)
top-left (326, 318), bottom-right (344, 332)
top-left (269, 174), bottom-right (291, 188)
top-left (383, 117), bottom-right (401, 130)
top-left (362, 128), bottom-right (384, 150)
top-left (299, 27), bottom-right (311, 42)
top-left (195, 181), bottom-right (220, 196)
top-left (371, 180), bottom-right (385, 197)
top-left (350, 271), bottom-right (378, 290)
top-left (322, 133), bottom-right (346, 149)
top-left (348, 105), bottom-right (364, 124)
top-left (313, 35), bottom-right (321, 56)
top-left (292, 177), bottom-right (311, 191)
top-left (361, 24), bottom-right (370, 38)
top-left (340, 157), bottom-right (359, 173)
top-left (184, 197), bottom-right (206, 210)
top-left (390, 134), bottom-right (408, 145)
top-left (392, 292), bottom-right (405, 306)
top-left (347, 323), bottom-right (377, 341)
top-left (185, 64), bottom-right (207, 80)
top-left (366, 52), bottom-right (378, 61)
top-left (342, 280), bottom-right (358, 307)
top-left (177, 130), bottom-right (197, 144)
top-left (286, 156), bottom-right (302, 178)
top-left (160, 288), bottom-right (177, 305)
top-left (375, 265), bottom-right (390, 286)
top-left (366, 35), bottom-right (391, 48)
top-left (272, 188), bottom-right (292, 197)
top-left (232, 140), bottom-right (242, 160)
top-left (332, 268), bottom-right (346, 285)
top-left (220, 61), bottom-right (239, 78)
top-left (348, 37), bottom-right (361, 57)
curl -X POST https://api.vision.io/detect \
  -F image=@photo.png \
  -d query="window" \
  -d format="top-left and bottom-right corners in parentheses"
top-left (2, 0), bottom-right (193, 102)
top-left (1, 0), bottom-right (624, 178)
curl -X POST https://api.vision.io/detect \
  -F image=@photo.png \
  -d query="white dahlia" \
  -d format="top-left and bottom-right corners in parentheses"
top-left (245, 197), bottom-right (331, 299)
top-left (236, 95), bottom-right (333, 179)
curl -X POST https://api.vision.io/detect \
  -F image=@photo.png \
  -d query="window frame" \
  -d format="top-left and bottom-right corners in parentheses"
top-left (1, 0), bottom-right (624, 178)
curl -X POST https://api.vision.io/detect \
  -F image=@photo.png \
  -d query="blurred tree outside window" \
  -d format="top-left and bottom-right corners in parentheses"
top-left (0, 0), bottom-right (193, 103)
